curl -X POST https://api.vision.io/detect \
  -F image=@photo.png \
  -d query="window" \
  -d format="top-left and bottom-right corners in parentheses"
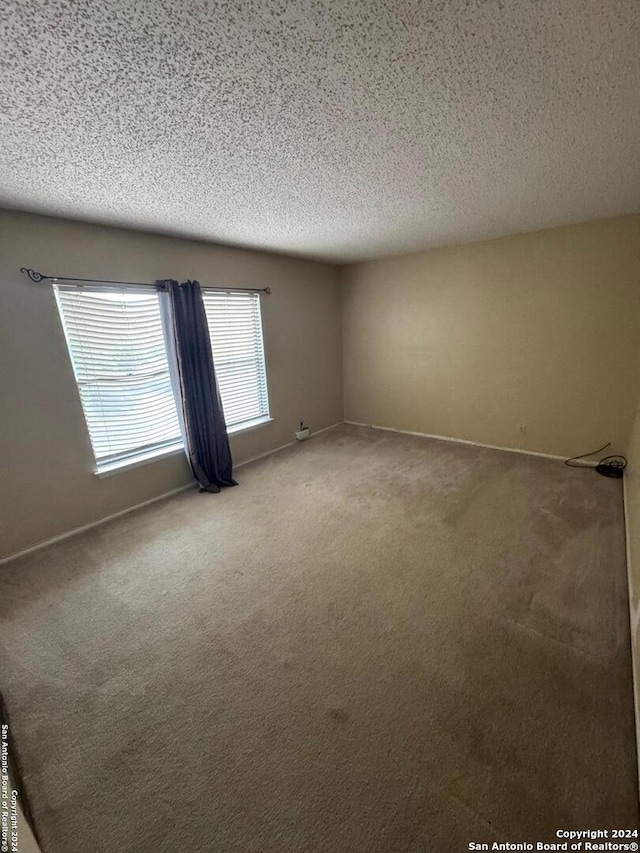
top-left (54, 286), bottom-right (182, 470)
top-left (202, 290), bottom-right (270, 431)
top-left (54, 284), bottom-right (270, 474)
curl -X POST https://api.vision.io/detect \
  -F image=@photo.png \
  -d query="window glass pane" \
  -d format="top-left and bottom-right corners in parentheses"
top-left (54, 286), bottom-right (182, 465)
top-left (202, 291), bottom-right (269, 429)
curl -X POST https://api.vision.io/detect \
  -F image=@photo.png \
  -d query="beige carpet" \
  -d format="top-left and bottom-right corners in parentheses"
top-left (0, 424), bottom-right (637, 852)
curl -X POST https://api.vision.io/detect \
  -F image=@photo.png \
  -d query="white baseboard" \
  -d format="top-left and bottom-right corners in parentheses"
top-left (622, 477), bottom-right (640, 793)
top-left (0, 423), bottom-right (342, 567)
top-left (343, 421), bottom-right (598, 467)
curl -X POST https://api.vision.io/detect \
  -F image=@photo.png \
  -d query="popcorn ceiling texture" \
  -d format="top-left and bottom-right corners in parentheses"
top-left (1, 0), bottom-right (640, 262)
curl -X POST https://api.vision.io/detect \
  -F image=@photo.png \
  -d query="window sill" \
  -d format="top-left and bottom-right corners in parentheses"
top-left (95, 442), bottom-right (185, 478)
top-left (228, 415), bottom-right (273, 435)
top-left (94, 417), bottom-right (272, 477)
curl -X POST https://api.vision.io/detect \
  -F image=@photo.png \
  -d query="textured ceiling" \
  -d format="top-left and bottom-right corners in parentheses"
top-left (2, 0), bottom-right (640, 262)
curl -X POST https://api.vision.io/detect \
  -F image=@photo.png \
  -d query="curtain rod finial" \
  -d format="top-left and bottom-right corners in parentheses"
top-left (264, 287), bottom-right (271, 295)
top-left (20, 268), bottom-right (47, 283)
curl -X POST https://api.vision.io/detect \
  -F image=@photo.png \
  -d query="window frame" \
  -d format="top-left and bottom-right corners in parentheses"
top-left (201, 289), bottom-right (271, 434)
top-left (53, 284), bottom-right (185, 474)
top-left (53, 283), bottom-right (272, 476)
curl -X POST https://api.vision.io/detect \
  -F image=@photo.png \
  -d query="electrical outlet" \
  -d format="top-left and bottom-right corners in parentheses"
top-left (518, 424), bottom-right (527, 435)
top-left (295, 420), bottom-right (310, 441)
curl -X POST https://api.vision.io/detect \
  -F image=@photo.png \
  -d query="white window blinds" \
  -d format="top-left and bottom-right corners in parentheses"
top-left (54, 286), bottom-right (182, 467)
top-left (202, 290), bottom-right (270, 431)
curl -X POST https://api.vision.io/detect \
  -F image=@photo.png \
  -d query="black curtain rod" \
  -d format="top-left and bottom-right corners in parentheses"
top-left (20, 268), bottom-right (271, 295)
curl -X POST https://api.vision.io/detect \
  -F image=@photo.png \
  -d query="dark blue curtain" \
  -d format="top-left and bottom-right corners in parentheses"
top-left (161, 279), bottom-right (237, 492)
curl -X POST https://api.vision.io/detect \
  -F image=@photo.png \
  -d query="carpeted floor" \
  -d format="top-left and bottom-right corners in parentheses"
top-left (0, 424), bottom-right (637, 852)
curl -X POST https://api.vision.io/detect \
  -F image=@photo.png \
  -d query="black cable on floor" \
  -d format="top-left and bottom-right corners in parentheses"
top-left (564, 442), bottom-right (627, 478)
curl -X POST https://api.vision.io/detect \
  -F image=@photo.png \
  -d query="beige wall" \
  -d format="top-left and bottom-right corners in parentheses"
top-left (628, 409), bottom-right (640, 614)
top-left (0, 210), bottom-right (342, 560)
top-left (342, 215), bottom-right (640, 459)
top-left (625, 388), bottom-right (640, 785)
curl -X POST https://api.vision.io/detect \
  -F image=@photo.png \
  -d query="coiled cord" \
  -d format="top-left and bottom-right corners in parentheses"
top-left (564, 442), bottom-right (627, 478)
